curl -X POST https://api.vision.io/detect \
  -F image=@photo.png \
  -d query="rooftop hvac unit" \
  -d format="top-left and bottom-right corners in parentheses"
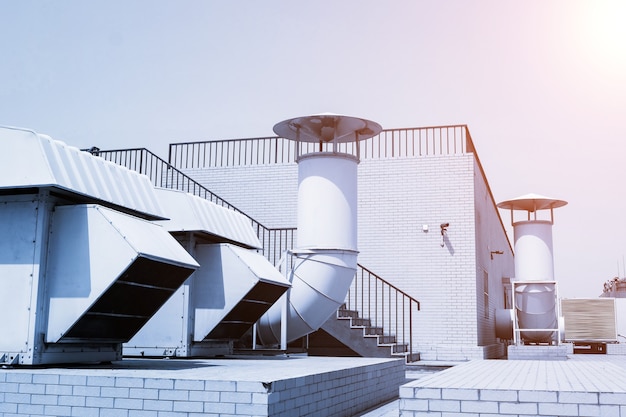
top-left (561, 298), bottom-right (617, 342)
top-left (0, 127), bottom-right (199, 365)
top-left (124, 189), bottom-right (290, 357)
top-left (0, 126), bottom-right (165, 219)
top-left (0, 199), bottom-right (198, 365)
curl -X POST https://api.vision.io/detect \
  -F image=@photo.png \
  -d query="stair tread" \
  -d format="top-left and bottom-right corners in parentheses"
top-left (326, 304), bottom-right (420, 363)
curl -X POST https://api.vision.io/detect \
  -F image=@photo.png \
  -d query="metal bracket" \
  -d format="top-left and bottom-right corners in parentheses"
top-left (0, 352), bottom-right (20, 367)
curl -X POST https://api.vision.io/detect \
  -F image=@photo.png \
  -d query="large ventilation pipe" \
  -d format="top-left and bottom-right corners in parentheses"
top-left (256, 114), bottom-right (382, 345)
top-left (497, 194), bottom-right (567, 344)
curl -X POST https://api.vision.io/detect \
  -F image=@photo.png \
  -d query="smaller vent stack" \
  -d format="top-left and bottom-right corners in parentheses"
top-left (496, 193), bottom-right (567, 345)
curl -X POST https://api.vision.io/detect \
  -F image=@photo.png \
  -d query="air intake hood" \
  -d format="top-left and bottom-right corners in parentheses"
top-left (46, 204), bottom-right (199, 343)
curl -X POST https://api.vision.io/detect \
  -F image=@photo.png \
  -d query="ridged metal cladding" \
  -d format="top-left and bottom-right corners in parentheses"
top-left (154, 188), bottom-right (262, 249)
top-left (0, 126), bottom-right (165, 219)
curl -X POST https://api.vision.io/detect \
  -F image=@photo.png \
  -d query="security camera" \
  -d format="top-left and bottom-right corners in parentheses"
top-left (440, 223), bottom-right (449, 228)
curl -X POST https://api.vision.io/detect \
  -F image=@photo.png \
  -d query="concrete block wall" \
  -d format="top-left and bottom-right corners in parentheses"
top-left (0, 359), bottom-right (404, 417)
top-left (180, 148), bottom-right (511, 360)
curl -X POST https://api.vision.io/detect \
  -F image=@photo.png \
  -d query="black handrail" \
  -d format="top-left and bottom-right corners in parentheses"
top-left (169, 125), bottom-right (469, 168)
top-left (349, 264), bottom-right (420, 361)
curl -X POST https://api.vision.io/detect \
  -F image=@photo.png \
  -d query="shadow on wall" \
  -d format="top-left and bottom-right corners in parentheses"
top-left (442, 233), bottom-right (455, 255)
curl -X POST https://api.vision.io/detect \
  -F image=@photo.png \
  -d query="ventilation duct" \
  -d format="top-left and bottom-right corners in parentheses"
top-left (46, 204), bottom-right (198, 344)
top-left (497, 194), bottom-right (567, 344)
top-left (152, 188), bottom-right (262, 249)
top-left (0, 127), bottom-right (199, 365)
top-left (124, 189), bottom-right (290, 357)
top-left (256, 114), bottom-right (382, 346)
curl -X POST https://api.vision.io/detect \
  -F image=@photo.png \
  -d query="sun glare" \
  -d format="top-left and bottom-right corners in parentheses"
top-left (579, 1), bottom-right (626, 72)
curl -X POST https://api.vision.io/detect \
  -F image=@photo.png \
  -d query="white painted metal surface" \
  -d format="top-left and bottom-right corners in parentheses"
top-left (514, 281), bottom-right (559, 343)
top-left (45, 204), bottom-right (199, 343)
top-left (124, 242), bottom-right (290, 356)
top-left (497, 193), bottom-right (567, 214)
top-left (154, 188), bottom-right (261, 249)
top-left (256, 114), bottom-right (380, 346)
top-left (0, 196), bottom-right (45, 353)
top-left (513, 220), bottom-right (554, 281)
top-left (257, 250), bottom-right (357, 344)
top-left (273, 112), bottom-right (382, 144)
top-left (497, 194), bottom-right (568, 344)
top-left (257, 158), bottom-right (359, 344)
top-left (296, 153), bottom-right (358, 251)
top-left (192, 244), bottom-right (290, 341)
top-left (0, 126), bottom-right (165, 219)
top-left (124, 186), bottom-right (289, 357)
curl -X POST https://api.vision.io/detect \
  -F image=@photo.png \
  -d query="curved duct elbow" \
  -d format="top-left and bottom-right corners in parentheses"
top-left (259, 116), bottom-right (377, 347)
top-left (256, 250), bottom-right (357, 346)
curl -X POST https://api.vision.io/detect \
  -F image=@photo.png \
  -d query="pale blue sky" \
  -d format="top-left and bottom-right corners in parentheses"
top-left (2, 1), bottom-right (626, 298)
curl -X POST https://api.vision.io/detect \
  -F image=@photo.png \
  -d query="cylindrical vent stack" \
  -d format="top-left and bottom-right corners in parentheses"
top-left (297, 153), bottom-right (358, 251)
top-left (497, 193), bottom-right (567, 344)
top-left (256, 113), bottom-right (381, 346)
top-left (513, 220), bottom-right (554, 280)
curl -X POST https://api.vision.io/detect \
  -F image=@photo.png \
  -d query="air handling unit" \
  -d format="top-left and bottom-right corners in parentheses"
top-left (495, 193), bottom-right (567, 348)
top-left (256, 113), bottom-right (382, 347)
top-left (124, 188), bottom-right (290, 357)
top-left (0, 127), bottom-right (199, 365)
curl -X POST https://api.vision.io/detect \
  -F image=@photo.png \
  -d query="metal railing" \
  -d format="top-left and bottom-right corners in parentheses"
top-left (93, 147), bottom-right (295, 266)
top-left (168, 125), bottom-right (469, 168)
top-left (348, 264), bottom-right (420, 359)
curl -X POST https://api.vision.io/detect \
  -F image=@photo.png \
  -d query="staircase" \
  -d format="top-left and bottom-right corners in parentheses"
top-left (307, 304), bottom-right (420, 362)
top-left (307, 263), bottom-right (421, 363)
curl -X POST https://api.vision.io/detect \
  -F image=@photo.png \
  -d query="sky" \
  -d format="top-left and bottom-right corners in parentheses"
top-left (2, 1), bottom-right (626, 299)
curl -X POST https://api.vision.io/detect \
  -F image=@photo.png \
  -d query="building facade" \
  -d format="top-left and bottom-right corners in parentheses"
top-left (167, 125), bottom-right (514, 360)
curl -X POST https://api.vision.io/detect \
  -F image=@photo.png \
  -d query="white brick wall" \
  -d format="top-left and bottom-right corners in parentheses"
top-left (401, 386), bottom-right (626, 417)
top-left (183, 163), bottom-right (298, 228)
top-left (180, 150), bottom-right (512, 360)
top-left (473, 158), bottom-right (515, 352)
top-left (400, 358), bottom-right (626, 416)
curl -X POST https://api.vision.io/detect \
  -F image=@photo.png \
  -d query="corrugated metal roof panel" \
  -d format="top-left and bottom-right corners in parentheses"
top-left (0, 126), bottom-right (166, 219)
top-left (155, 188), bottom-right (262, 249)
